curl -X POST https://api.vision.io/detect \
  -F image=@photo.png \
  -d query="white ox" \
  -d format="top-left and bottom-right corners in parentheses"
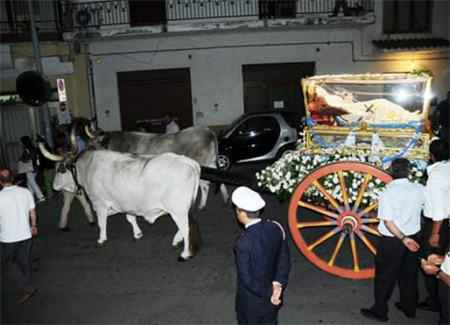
top-left (42, 146), bottom-right (202, 261)
top-left (86, 126), bottom-right (228, 209)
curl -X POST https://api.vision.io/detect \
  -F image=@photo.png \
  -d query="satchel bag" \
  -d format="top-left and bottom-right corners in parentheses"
top-left (53, 165), bottom-right (77, 193)
top-left (17, 160), bottom-right (34, 174)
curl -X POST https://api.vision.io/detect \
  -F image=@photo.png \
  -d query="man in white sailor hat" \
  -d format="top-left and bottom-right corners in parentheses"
top-left (232, 186), bottom-right (291, 325)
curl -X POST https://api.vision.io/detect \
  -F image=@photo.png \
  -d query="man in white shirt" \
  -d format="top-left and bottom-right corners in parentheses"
top-left (421, 252), bottom-right (450, 324)
top-left (164, 114), bottom-right (180, 134)
top-left (361, 158), bottom-right (424, 322)
top-left (419, 139), bottom-right (450, 312)
top-left (0, 169), bottom-right (38, 304)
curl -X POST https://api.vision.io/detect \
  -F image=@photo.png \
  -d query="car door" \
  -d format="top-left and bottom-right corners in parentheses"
top-left (231, 116), bottom-right (281, 161)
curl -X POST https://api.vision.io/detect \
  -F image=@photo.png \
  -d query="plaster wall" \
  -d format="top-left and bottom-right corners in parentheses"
top-left (90, 26), bottom-right (449, 131)
top-left (0, 42), bottom-right (92, 118)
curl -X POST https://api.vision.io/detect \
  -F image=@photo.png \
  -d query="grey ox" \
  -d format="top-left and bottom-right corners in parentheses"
top-left (86, 126), bottom-right (229, 209)
top-left (40, 145), bottom-right (202, 261)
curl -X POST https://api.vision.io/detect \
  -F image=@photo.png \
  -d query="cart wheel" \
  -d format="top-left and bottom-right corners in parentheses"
top-left (288, 162), bottom-right (392, 279)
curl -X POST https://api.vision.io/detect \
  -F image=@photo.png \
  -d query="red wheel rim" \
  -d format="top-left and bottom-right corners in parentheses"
top-left (288, 161), bottom-right (392, 279)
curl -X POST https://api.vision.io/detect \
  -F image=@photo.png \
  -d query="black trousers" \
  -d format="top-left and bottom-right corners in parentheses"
top-left (1, 238), bottom-right (36, 293)
top-left (332, 0), bottom-right (348, 14)
top-left (372, 235), bottom-right (420, 317)
top-left (438, 280), bottom-right (449, 325)
top-left (237, 310), bottom-right (278, 325)
top-left (421, 218), bottom-right (449, 307)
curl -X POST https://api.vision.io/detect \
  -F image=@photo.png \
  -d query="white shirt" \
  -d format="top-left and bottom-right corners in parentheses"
top-left (441, 252), bottom-right (450, 276)
top-left (166, 121), bottom-right (180, 134)
top-left (424, 161), bottom-right (450, 221)
top-left (0, 185), bottom-right (35, 243)
top-left (245, 218), bottom-right (261, 229)
top-left (377, 178), bottom-right (424, 237)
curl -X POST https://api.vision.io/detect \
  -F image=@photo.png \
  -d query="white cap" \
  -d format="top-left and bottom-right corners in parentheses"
top-left (232, 186), bottom-right (266, 212)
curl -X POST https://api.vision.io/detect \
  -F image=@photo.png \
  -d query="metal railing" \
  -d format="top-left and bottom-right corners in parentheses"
top-left (0, 0), bottom-right (375, 32)
top-left (61, 0), bottom-right (129, 29)
top-left (0, 0), bottom-right (62, 33)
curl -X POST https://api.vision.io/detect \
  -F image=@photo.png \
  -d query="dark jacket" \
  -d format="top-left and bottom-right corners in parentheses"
top-left (234, 219), bottom-right (291, 316)
top-left (19, 147), bottom-right (40, 173)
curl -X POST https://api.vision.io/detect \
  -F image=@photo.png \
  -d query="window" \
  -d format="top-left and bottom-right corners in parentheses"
top-left (383, 0), bottom-right (431, 34)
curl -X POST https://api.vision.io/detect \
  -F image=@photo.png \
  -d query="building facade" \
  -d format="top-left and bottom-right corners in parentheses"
top-left (1, 0), bottom-right (449, 136)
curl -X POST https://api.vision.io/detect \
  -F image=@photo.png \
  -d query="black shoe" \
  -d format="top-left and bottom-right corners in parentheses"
top-left (417, 300), bottom-right (439, 312)
top-left (19, 290), bottom-right (36, 304)
top-left (59, 227), bottom-right (71, 232)
top-left (395, 302), bottom-right (416, 318)
top-left (361, 308), bottom-right (388, 322)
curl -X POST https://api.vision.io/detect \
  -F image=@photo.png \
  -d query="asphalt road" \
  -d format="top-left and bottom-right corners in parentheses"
top-left (1, 163), bottom-right (440, 324)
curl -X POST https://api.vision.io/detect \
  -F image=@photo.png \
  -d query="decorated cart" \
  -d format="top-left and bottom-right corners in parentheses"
top-left (256, 73), bottom-right (433, 279)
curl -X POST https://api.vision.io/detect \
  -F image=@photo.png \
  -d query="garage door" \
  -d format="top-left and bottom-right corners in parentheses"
top-left (117, 68), bottom-right (193, 133)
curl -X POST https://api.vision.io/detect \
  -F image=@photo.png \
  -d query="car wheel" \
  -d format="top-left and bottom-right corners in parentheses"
top-left (218, 154), bottom-right (231, 171)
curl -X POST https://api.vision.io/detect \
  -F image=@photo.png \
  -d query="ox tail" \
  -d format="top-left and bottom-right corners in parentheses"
top-left (188, 214), bottom-right (202, 255)
top-left (190, 160), bottom-right (201, 208)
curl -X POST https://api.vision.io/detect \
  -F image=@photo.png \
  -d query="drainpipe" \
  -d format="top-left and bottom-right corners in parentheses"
top-left (27, 0), bottom-right (54, 148)
top-left (88, 57), bottom-right (98, 120)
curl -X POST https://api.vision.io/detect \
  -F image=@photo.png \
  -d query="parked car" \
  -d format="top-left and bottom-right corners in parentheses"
top-left (217, 111), bottom-right (300, 170)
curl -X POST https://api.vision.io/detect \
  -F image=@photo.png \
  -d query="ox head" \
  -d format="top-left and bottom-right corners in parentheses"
top-left (83, 119), bottom-right (110, 149)
top-left (38, 120), bottom-right (82, 164)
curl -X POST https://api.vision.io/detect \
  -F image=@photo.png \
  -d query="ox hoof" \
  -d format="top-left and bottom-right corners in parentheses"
top-left (172, 242), bottom-right (183, 250)
top-left (133, 233), bottom-right (143, 241)
top-left (96, 241), bottom-right (106, 248)
top-left (177, 256), bottom-right (193, 262)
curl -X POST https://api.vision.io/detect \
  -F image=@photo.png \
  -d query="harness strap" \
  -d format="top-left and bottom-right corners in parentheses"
top-left (68, 164), bottom-right (83, 195)
top-left (100, 132), bottom-right (113, 149)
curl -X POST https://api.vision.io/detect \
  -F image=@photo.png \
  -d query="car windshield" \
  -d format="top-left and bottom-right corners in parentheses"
top-left (221, 114), bottom-right (248, 136)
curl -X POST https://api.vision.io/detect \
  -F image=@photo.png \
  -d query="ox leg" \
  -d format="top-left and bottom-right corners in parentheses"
top-left (220, 183), bottom-right (229, 205)
top-left (97, 210), bottom-right (108, 245)
top-left (172, 230), bottom-right (183, 249)
top-left (198, 180), bottom-right (209, 210)
top-left (171, 214), bottom-right (192, 261)
top-left (126, 214), bottom-right (143, 241)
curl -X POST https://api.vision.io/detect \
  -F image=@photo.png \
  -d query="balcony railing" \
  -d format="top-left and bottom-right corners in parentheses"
top-left (0, 0), bottom-right (62, 33)
top-left (0, 0), bottom-right (374, 34)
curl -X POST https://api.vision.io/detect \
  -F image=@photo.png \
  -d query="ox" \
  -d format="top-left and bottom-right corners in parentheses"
top-left (40, 145), bottom-right (202, 261)
top-left (85, 125), bottom-right (229, 209)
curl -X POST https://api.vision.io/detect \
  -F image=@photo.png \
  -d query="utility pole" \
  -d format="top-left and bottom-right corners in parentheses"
top-left (27, 0), bottom-right (54, 148)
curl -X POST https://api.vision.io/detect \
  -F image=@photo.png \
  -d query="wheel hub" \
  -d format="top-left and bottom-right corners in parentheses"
top-left (337, 211), bottom-right (361, 234)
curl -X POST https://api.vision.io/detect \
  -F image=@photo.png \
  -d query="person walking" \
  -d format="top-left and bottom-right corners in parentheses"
top-left (361, 158), bottom-right (424, 322)
top-left (419, 139), bottom-right (450, 313)
top-left (19, 136), bottom-right (45, 203)
top-left (53, 147), bottom-right (95, 231)
top-left (329, 0), bottom-right (348, 17)
top-left (421, 252), bottom-right (450, 324)
top-left (164, 114), bottom-right (180, 133)
top-left (0, 169), bottom-right (38, 304)
top-left (433, 91), bottom-right (450, 139)
top-left (232, 186), bottom-right (291, 324)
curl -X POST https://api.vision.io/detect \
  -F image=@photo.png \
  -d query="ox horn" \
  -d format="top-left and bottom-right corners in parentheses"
top-left (90, 119), bottom-right (97, 132)
top-left (85, 124), bottom-right (96, 139)
top-left (38, 143), bottom-right (65, 162)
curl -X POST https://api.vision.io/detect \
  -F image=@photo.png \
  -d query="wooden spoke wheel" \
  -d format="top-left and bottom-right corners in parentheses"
top-left (288, 162), bottom-right (392, 279)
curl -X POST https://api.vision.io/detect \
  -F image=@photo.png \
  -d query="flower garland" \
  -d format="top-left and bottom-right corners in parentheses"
top-left (256, 136), bottom-right (427, 203)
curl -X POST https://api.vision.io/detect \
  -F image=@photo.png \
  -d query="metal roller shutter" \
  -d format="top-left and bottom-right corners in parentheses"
top-left (117, 68), bottom-right (193, 133)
